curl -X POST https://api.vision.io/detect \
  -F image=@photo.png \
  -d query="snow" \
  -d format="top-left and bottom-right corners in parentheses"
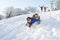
top-left (0, 10), bottom-right (60, 40)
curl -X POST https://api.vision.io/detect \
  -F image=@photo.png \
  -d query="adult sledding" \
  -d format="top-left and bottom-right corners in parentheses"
top-left (26, 13), bottom-right (41, 28)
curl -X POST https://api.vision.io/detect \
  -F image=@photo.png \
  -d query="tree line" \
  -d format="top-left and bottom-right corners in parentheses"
top-left (0, 6), bottom-right (39, 20)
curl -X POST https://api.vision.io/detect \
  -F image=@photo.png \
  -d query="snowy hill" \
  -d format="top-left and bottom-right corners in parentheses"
top-left (0, 10), bottom-right (60, 40)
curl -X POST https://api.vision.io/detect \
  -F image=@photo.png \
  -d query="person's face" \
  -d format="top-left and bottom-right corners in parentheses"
top-left (35, 15), bottom-right (38, 18)
top-left (27, 19), bottom-right (31, 22)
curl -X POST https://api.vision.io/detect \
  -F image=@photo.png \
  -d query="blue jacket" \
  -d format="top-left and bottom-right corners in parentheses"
top-left (27, 17), bottom-right (41, 27)
top-left (27, 17), bottom-right (36, 27)
top-left (35, 17), bottom-right (41, 24)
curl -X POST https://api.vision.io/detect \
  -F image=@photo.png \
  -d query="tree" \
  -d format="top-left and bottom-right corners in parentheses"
top-left (3, 7), bottom-right (24, 18)
top-left (25, 6), bottom-right (39, 13)
top-left (0, 15), bottom-right (4, 20)
top-left (4, 7), bottom-right (14, 18)
top-left (13, 8), bottom-right (22, 16)
top-left (3, 6), bottom-right (39, 19)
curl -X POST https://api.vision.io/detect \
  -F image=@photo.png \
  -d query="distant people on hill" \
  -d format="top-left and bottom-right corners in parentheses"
top-left (26, 13), bottom-right (41, 28)
top-left (44, 6), bottom-right (48, 12)
top-left (48, 9), bottom-right (50, 12)
top-left (39, 5), bottom-right (48, 12)
top-left (39, 6), bottom-right (44, 12)
top-left (54, 8), bottom-right (57, 11)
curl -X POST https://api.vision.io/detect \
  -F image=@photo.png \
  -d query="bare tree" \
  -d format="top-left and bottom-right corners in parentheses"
top-left (25, 6), bottom-right (39, 13)
top-left (13, 8), bottom-right (22, 16)
top-left (3, 6), bottom-right (39, 19)
top-left (0, 15), bottom-right (4, 20)
top-left (4, 7), bottom-right (14, 18)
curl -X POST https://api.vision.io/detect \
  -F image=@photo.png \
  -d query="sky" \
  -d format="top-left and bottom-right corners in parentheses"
top-left (0, 0), bottom-right (57, 12)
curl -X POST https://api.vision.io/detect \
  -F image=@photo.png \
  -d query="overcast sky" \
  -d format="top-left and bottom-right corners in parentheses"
top-left (0, 0), bottom-right (57, 12)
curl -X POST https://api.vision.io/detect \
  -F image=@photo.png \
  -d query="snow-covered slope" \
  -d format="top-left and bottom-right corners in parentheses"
top-left (0, 10), bottom-right (60, 40)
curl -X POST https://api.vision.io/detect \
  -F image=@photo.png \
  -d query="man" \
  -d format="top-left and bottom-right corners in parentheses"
top-left (44, 6), bottom-right (48, 12)
top-left (39, 6), bottom-right (44, 12)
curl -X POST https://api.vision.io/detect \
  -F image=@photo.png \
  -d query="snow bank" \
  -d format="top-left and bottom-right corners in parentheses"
top-left (0, 10), bottom-right (60, 40)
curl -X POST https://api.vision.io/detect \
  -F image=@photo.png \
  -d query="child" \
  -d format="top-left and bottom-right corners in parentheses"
top-left (26, 17), bottom-right (36, 27)
top-left (26, 17), bottom-right (31, 27)
top-left (33, 13), bottom-right (41, 24)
